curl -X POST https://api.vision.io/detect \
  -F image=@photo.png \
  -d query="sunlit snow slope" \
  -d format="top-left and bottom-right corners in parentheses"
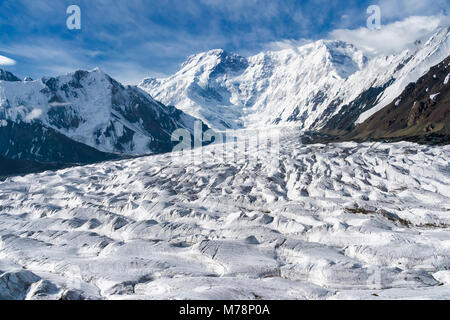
top-left (0, 129), bottom-right (449, 300)
top-left (141, 27), bottom-right (450, 132)
top-left (0, 68), bottom-right (201, 157)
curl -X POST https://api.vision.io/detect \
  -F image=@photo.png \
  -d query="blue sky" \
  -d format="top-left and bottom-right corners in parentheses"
top-left (0, 0), bottom-right (448, 84)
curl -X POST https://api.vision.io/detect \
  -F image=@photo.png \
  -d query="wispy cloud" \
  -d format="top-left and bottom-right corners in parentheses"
top-left (330, 15), bottom-right (448, 56)
top-left (377, 0), bottom-right (448, 20)
top-left (0, 55), bottom-right (16, 66)
top-left (1, 40), bottom-right (103, 76)
top-left (263, 39), bottom-right (313, 54)
top-left (0, 0), bottom-right (448, 83)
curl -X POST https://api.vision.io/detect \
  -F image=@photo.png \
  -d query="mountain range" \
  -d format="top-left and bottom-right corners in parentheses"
top-left (140, 26), bottom-right (450, 136)
top-left (1, 26), bottom-right (449, 175)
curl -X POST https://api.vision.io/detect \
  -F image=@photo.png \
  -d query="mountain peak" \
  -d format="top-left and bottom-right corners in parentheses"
top-left (180, 49), bottom-right (248, 76)
top-left (206, 48), bottom-right (226, 57)
top-left (305, 39), bottom-right (367, 78)
top-left (91, 67), bottom-right (106, 75)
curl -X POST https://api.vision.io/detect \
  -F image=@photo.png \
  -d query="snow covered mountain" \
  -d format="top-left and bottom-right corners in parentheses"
top-left (140, 49), bottom-right (252, 130)
top-left (140, 27), bottom-right (450, 132)
top-left (0, 68), bottom-right (207, 165)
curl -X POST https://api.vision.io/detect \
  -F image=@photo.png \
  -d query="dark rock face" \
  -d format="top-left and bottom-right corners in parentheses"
top-left (0, 121), bottom-right (119, 165)
top-left (208, 50), bottom-right (249, 79)
top-left (348, 55), bottom-right (450, 144)
top-left (0, 157), bottom-right (67, 178)
top-left (0, 69), bottom-right (20, 82)
top-left (110, 84), bottom-right (194, 154)
top-left (321, 79), bottom-right (395, 134)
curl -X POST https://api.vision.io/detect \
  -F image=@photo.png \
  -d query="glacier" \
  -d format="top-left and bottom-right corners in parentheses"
top-left (0, 128), bottom-right (449, 300)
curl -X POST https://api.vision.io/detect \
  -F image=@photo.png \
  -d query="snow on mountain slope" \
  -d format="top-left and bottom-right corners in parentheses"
top-left (141, 41), bottom-right (367, 130)
top-left (357, 26), bottom-right (450, 124)
top-left (0, 128), bottom-right (449, 300)
top-left (349, 54), bottom-right (450, 142)
top-left (140, 49), bottom-right (250, 130)
top-left (140, 27), bottom-right (450, 132)
top-left (0, 68), bottom-right (202, 156)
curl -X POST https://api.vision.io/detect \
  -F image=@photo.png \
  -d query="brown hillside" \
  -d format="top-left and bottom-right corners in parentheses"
top-left (348, 55), bottom-right (450, 143)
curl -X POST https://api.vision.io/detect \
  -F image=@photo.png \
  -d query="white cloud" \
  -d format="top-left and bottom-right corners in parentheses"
top-left (0, 55), bottom-right (16, 66)
top-left (329, 15), bottom-right (448, 56)
top-left (264, 39), bottom-right (313, 53)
